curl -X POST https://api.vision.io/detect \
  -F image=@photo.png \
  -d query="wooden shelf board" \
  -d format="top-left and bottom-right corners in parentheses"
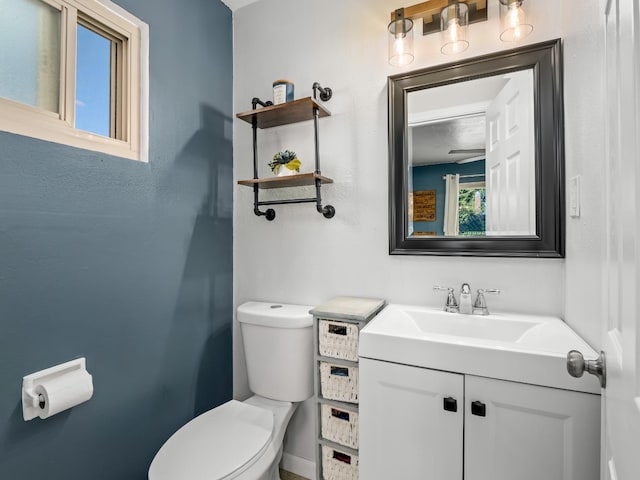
top-left (238, 173), bottom-right (333, 189)
top-left (236, 97), bottom-right (331, 129)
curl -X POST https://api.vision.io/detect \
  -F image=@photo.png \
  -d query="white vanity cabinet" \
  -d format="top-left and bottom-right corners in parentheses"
top-left (359, 358), bottom-right (601, 480)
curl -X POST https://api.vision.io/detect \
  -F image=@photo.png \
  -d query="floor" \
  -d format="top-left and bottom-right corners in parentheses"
top-left (279, 470), bottom-right (309, 480)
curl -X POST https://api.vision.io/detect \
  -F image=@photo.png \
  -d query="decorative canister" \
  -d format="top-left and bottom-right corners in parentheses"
top-left (273, 80), bottom-right (294, 104)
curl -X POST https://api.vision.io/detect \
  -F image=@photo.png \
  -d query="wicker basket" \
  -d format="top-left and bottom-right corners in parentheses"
top-left (321, 404), bottom-right (359, 449)
top-left (320, 362), bottom-right (359, 404)
top-left (322, 445), bottom-right (359, 480)
top-left (318, 319), bottom-right (359, 361)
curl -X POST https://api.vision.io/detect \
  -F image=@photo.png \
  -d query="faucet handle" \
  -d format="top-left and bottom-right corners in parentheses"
top-left (473, 289), bottom-right (501, 315)
top-left (433, 285), bottom-right (453, 292)
top-left (479, 288), bottom-right (500, 295)
top-left (433, 286), bottom-right (459, 313)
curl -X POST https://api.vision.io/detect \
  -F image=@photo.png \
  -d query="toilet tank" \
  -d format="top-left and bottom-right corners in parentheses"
top-left (238, 301), bottom-right (314, 402)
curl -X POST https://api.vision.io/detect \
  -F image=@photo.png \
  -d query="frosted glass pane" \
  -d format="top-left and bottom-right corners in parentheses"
top-left (0, 0), bottom-right (61, 113)
top-left (76, 24), bottom-right (112, 137)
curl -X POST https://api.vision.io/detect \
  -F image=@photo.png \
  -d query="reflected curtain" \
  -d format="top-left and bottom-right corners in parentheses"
top-left (443, 174), bottom-right (459, 236)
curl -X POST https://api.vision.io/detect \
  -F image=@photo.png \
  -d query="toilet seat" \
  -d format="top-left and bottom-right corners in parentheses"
top-left (149, 400), bottom-right (274, 480)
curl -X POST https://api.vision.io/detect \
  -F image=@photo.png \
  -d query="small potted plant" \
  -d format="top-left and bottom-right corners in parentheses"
top-left (269, 150), bottom-right (301, 176)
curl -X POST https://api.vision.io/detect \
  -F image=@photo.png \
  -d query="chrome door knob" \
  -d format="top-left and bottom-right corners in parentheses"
top-left (566, 350), bottom-right (606, 388)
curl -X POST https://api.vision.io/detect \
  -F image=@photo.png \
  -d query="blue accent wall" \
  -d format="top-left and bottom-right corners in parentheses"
top-left (412, 161), bottom-right (485, 235)
top-left (0, 1), bottom-right (233, 478)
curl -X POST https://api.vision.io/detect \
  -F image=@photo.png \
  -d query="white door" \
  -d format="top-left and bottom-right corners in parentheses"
top-left (485, 69), bottom-right (535, 235)
top-left (464, 376), bottom-right (600, 480)
top-left (359, 358), bottom-right (464, 480)
top-left (602, 0), bottom-right (640, 479)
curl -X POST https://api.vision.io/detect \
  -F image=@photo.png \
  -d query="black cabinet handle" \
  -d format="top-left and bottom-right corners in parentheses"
top-left (471, 400), bottom-right (486, 417)
top-left (443, 396), bottom-right (458, 412)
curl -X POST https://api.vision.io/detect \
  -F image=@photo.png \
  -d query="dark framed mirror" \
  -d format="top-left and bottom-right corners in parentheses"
top-left (389, 39), bottom-right (564, 257)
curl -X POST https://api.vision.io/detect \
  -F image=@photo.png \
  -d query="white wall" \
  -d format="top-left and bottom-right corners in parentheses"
top-left (561, 1), bottom-right (607, 349)
top-left (232, 0), bottom-right (605, 471)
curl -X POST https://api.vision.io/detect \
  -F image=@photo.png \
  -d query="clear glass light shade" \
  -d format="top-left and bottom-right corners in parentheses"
top-left (500, 0), bottom-right (533, 42)
top-left (388, 17), bottom-right (414, 67)
top-left (440, 3), bottom-right (469, 55)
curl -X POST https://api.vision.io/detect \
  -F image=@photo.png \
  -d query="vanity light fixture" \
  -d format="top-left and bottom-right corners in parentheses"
top-left (499, 0), bottom-right (533, 42)
top-left (388, 1), bottom-right (488, 65)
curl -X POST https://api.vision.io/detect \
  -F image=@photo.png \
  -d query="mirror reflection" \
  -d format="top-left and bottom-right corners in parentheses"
top-left (407, 69), bottom-right (535, 238)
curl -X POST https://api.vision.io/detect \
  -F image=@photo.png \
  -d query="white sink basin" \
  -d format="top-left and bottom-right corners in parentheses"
top-left (404, 309), bottom-right (539, 342)
top-left (359, 304), bottom-right (601, 394)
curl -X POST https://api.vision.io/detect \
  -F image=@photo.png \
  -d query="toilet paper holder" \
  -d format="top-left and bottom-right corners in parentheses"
top-left (22, 357), bottom-right (91, 421)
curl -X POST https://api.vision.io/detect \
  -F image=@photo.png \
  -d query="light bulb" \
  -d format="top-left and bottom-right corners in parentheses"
top-left (394, 35), bottom-right (405, 56)
top-left (448, 18), bottom-right (461, 43)
top-left (508, 3), bottom-right (525, 39)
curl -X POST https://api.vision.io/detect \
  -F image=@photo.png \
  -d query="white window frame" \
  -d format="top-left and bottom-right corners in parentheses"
top-left (460, 181), bottom-right (486, 190)
top-left (0, 0), bottom-right (149, 162)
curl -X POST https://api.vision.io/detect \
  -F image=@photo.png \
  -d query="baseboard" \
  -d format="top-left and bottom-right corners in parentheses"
top-left (281, 452), bottom-right (316, 480)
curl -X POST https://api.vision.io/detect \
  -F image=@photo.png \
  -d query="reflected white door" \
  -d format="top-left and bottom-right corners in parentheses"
top-left (485, 70), bottom-right (535, 235)
top-left (602, 1), bottom-right (640, 479)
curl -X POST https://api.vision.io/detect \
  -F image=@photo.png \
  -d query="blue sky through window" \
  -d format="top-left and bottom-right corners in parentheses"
top-left (76, 24), bottom-right (111, 137)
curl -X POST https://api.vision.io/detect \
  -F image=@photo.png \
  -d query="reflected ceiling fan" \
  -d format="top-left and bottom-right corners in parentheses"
top-left (448, 148), bottom-right (486, 163)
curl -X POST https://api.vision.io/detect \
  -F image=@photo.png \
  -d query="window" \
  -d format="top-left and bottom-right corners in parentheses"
top-left (0, 0), bottom-right (148, 161)
top-left (76, 21), bottom-right (116, 137)
top-left (458, 181), bottom-right (486, 236)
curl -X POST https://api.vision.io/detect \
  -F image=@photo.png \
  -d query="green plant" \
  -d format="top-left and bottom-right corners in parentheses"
top-left (269, 150), bottom-right (301, 174)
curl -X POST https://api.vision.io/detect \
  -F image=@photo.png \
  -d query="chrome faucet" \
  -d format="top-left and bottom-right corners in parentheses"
top-left (459, 283), bottom-right (473, 314)
top-left (435, 284), bottom-right (501, 315)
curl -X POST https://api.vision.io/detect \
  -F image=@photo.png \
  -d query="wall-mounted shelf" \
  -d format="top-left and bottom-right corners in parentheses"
top-left (236, 97), bottom-right (330, 129)
top-left (236, 83), bottom-right (335, 221)
top-left (237, 173), bottom-right (333, 189)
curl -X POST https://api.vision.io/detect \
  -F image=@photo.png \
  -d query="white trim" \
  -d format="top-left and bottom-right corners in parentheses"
top-left (136, 14), bottom-right (149, 162)
top-left (93, 0), bottom-right (149, 162)
top-left (62, 5), bottom-right (78, 129)
top-left (461, 181), bottom-right (486, 190)
top-left (408, 101), bottom-right (489, 126)
top-left (0, 0), bottom-right (149, 162)
top-left (281, 452), bottom-right (316, 480)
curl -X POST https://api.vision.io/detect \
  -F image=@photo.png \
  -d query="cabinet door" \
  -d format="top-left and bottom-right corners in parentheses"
top-left (464, 375), bottom-right (601, 480)
top-left (359, 358), bottom-right (464, 480)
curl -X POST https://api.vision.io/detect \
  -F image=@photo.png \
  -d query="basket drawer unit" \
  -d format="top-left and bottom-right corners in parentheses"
top-left (320, 361), bottom-right (359, 404)
top-left (311, 297), bottom-right (386, 480)
top-left (321, 403), bottom-right (359, 449)
top-left (322, 445), bottom-right (359, 480)
top-left (318, 319), bottom-right (360, 361)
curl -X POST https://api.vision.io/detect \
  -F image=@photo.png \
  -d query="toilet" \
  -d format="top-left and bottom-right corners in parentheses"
top-left (148, 301), bottom-right (314, 480)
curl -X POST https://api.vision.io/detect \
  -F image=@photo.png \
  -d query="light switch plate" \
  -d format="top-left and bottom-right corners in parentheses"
top-left (569, 175), bottom-right (581, 218)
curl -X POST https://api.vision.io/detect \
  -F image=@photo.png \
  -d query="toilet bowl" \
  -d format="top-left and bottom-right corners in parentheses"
top-left (149, 301), bottom-right (314, 480)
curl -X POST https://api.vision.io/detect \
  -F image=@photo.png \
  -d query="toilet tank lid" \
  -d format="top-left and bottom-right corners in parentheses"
top-left (237, 301), bottom-right (313, 328)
